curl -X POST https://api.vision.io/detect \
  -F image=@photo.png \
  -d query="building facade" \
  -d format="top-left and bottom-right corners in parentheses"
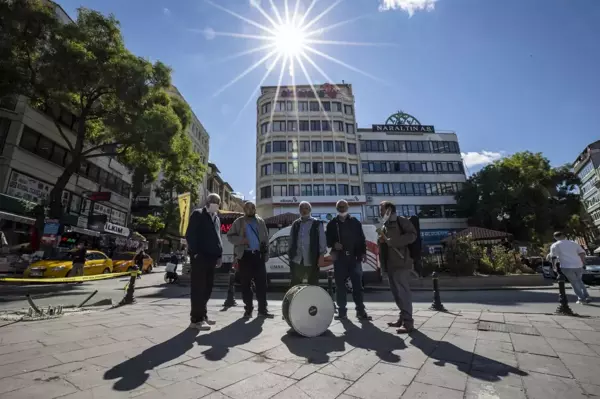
top-left (255, 83), bottom-right (364, 220)
top-left (358, 111), bottom-right (468, 248)
top-left (206, 162), bottom-right (243, 212)
top-left (573, 140), bottom-right (600, 233)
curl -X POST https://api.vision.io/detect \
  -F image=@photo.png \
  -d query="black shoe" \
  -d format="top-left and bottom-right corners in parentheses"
top-left (258, 311), bottom-right (274, 318)
top-left (387, 320), bottom-right (403, 328)
top-left (243, 310), bottom-right (252, 318)
top-left (357, 311), bottom-right (372, 321)
top-left (335, 312), bottom-right (348, 320)
top-left (203, 317), bottom-right (216, 326)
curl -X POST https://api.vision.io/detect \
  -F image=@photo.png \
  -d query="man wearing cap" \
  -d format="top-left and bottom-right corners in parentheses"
top-left (326, 200), bottom-right (370, 320)
top-left (288, 201), bottom-right (326, 286)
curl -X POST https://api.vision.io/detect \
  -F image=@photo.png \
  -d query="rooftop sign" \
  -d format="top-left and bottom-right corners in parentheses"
top-left (279, 83), bottom-right (339, 99)
top-left (372, 111), bottom-right (435, 133)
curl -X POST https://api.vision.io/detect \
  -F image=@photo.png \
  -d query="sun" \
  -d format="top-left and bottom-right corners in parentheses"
top-left (273, 23), bottom-right (306, 57)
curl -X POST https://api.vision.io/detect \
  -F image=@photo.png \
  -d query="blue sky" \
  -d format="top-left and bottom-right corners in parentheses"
top-left (56, 0), bottom-right (600, 201)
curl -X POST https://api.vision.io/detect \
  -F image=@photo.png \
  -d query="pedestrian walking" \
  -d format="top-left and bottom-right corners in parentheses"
top-left (325, 200), bottom-right (370, 320)
top-left (227, 201), bottom-right (274, 318)
top-left (185, 193), bottom-right (223, 331)
top-left (288, 201), bottom-right (326, 286)
top-left (377, 201), bottom-right (418, 333)
top-left (71, 241), bottom-right (87, 278)
top-left (134, 248), bottom-right (145, 278)
top-left (549, 231), bottom-right (592, 304)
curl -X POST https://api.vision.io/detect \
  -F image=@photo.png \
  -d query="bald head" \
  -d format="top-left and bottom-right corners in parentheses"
top-left (299, 201), bottom-right (312, 218)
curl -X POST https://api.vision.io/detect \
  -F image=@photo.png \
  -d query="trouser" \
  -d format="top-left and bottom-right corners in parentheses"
top-left (239, 251), bottom-right (268, 312)
top-left (561, 268), bottom-right (589, 300)
top-left (190, 255), bottom-right (216, 323)
top-left (290, 261), bottom-right (320, 286)
top-left (72, 262), bottom-right (84, 277)
top-left (388, 268), bottom-right (414, 327)
top-left (333, 255), bottom-right (365, 314)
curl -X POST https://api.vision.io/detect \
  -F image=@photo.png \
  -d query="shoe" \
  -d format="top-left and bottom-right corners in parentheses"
top-left (357, 311), bottom-right (372, 321)
top-left (243, 310), bottom-right (252, 319)
top-left (387, 320), bottom-right (403, 328)
top-left (334, 313), bottom-right (348, 320)
top-left (189, 321), bottom-right (211, 331)
top-left (204, 317), bottom-right (216, 326)
top-left (585, 297), bottom-right (593, 304)
top-left (258, 311), bottom-right (275, 318)
top-left (396, 325), bottom-right (414, 334)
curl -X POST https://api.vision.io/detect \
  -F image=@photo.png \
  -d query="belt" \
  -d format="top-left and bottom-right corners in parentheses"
top-left (339, 250), bottom-right (352, 256)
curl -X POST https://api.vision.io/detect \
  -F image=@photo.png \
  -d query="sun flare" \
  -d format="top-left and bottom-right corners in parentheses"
top-left (273, 23), bottom-right (307, 57)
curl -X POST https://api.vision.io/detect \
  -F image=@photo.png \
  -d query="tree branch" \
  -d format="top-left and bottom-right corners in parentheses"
top-left (83, 144), bottom-right (130, 159)
top-left (53, 119), bottom-right (75, 152)
top-left (81, 141), bottom-right (123, 156)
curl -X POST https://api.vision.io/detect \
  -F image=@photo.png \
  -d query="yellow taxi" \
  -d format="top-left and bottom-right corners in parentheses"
top-left (111, 252), bottom-right (154, 274)
top-left (24, 250), bottom-right (113, 278)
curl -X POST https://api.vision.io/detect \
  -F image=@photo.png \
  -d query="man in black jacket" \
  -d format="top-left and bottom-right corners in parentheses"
top-left (185, 193), bottom-right (223, 331)
top-left (288, 201), bottom-right (326, 286)
top-left (325, 200), bottom-right (370, 320)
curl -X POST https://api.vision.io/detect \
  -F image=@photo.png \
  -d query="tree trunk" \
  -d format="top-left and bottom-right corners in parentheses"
top-left (48, 160), bottom-right (80, 219)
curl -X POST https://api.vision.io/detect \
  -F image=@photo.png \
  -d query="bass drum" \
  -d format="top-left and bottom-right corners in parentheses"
top-left (282, 285), bottom-right (335, 337)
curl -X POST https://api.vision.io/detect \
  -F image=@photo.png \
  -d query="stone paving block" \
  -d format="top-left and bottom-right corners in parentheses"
top-left (269, 361), bottom-right (323, 380)
top-left (64, 363), bottom-right (113, 390)
top-left (510, 333), bottom-right (557, 357)
top-left (449, 322), bottom-right (479, 332)
top-left (413, 310), bottom-right (439, 318)
top-left (401, 381), bottom-right (464, 399)
top-left (504, 314), bottom-right (533, 325)
top-left (468, 370), bottom-right (524, 388)
top-left (589, 344), bottom-right (600, 356)
top-left (465, 378), bottom-right (526, 399)
top-left (480, 312), bottom-right (505, 323)
top-left (580, 383), bottom-right (600, 397)
top-left (554, 319), bottom-right (595, 331)
top-left (458, 311), bottom-right (482, 320)
top-left (0, 341), bottom-right (82, 365)
top-left (193, 357), bottom-right (275, 390)
top-left (477, 330), bottom-right (511, 343)
top-left (270, 384), bottom-right (313, 399)
top-left (56, 383), bottom-right (156, 398)
top-left (570, 329), bottom-right (600, 345)
top-left (522, 371), bottom-right (588, 399)
top-left (0, 370), bottom-right (62, 395)
top-left (430, 335), bottom-right (475, 364)
top-left (154, 363), bottom-right (206, 383)
top-left (344, 362), bottom-right (416, 399)
top-left (39, 326), bottom-right (110, 346)
top-left (381, 345), bottom-right (429, 369)
top-left (319, 349), bottom-right (380, 381)
top-left (415, 358), bottom-right (468, 391)
top-left (515, 352), bottom-right (572, 377)
top-left (421, 316), bottom-right (454, 328)
top-left (293, 372), bottom-right (352, 399)
top-left (545, 337), bottom-right (593, 355)
top-left (475, 338), bottom-right (514, 353)
top-left (0, 340), bottom-right (44, 356)
top-left (86, 351), bottom-right (141, 368)
top-left (220, 370), bottom-right (296, 399)
top-left (472, 348), bottom-right (518, 372)
top-left (132, 379), bottom-right (214, 399)
top-left (0, 378), bottom-right (78, 399)
top-left (184, 348), bottom-right (254, 372)
top-left (0, 354), bottom-right (62, 379)
top-left (202, 393), bottom-right (232, 399)
top-left (538, 326), bottom-right (577, 340)
top-left (0, 330), bottom-right (50, 345)
top-left (558, 351), bottom-right (600, 384)
top-left (55, 339), bottom-right (144, 363)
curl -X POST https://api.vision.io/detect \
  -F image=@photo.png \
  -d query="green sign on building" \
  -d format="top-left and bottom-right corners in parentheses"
top-left (372, 111), bottom-right (435, 133)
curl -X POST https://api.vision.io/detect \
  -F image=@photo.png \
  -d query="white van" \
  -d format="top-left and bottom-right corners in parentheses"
top-left (265, 223), bottom-right (382, 290)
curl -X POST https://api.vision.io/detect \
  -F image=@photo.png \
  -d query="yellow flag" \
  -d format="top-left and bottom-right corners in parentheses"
top-left (178, 193), bottom-right (191, 236)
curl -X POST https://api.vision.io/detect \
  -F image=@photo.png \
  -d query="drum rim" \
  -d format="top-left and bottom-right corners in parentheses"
top-left (286, 285), bottom-right (334, 337)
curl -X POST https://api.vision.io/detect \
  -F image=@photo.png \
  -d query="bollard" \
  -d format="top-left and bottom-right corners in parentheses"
top-left (429, 272), bottom-right (447, 312)
top-left (223, 267), bottom-right (237, 308)
top-left (555, 274), bottom-right (574, 316)
top-left (119, 266), bottom-right (138, 305)
top-left (78, 290), bottom-right (98, 308)
top-left (327, 269), bottom-right (338, 314)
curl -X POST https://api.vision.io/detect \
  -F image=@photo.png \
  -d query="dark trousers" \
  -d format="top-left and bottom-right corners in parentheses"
top-left (333, 255), bottom-right (365, 314)
top-left (290, 261), bottom-right (320, 286)
top-left (239, 251), bottom-right (268, 312)
top-left (190, 255), bottom-right (216, 323)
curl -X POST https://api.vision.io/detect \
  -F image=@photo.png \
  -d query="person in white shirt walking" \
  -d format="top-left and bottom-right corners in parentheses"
top-left (549, 231), bottom-right (591, 304)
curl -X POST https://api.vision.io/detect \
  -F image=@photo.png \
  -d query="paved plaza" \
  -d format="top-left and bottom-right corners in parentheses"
top-left (1, 298), bottom-right (600, 398)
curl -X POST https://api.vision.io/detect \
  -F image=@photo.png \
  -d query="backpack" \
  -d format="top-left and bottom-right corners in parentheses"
top-left (396, 217), bottom-right (422, 261)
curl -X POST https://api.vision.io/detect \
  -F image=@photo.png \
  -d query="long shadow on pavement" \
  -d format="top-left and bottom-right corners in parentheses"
top-left (196, 317), bottom-right (265, 361)
top-left (340, 319), bottom-right (408, 363)
top-left (281, 329), bottom-right (346, 364)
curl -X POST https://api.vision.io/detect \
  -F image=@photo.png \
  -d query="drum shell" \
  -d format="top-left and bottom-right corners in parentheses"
top-left (282, 284), bottom-right (334, 337)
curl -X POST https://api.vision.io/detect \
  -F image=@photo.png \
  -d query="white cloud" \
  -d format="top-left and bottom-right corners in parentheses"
top-left (163, 8), bottom-right (171, 16)
top-left (461, 151), bottom-right (505, 168)
top-left (203, 27), bottom-right (216, 40)
top-left (379, 0), bottom-right (438, 16)
top-left (249, 189), bottom-right (254, 196)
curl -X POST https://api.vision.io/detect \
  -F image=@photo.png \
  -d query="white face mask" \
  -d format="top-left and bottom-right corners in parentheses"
top-left (381, 210), bottom-right (391, 223)
top-left (208, 203), bottom-right (219, 213)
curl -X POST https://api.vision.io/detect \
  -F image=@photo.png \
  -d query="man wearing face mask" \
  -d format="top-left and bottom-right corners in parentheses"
top-left (227, 201), bottom-right (273, 318)
top-left (288, 201), bottom-right (326, 286)
top-left (326, 200), bottom-right (370, 320)
top-left (378, 201), bottom-right (418, 333)
top-left (185, 193), bottom-right (223, 331)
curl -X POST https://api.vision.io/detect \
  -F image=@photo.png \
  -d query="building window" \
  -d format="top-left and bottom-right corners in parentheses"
top-left (312, 162), bottom-right (323, 174)
top-left (272, 121), bottom-right (286, 132)
top-left (322, 102), bottom-right (331, 111)
top-left (325, 184), bottom-right (337, 196)
top-left (261, 102), bottom-right (271, 114)
top-left (273, 185), bottom-right (288, 196)
top-left (335, 141), bottom-right (345, 152)
top-left (346, 123), bottom-right (355, 134)
top-left (338, 184), bottom-right (349, 195)
top-left (321, 120), bottom-right (331, 131)
top-left (310, 120), bottom-right (321, 131)
top-left (301, 184), bottom-right (312, 196)
top-left (275, 101), bottom-right (286, 111)
top-left (324, 162), bottom-right (335, 174)
top-left (300, 141), bottom-right (310, 152)
top-left (50, 145), bottom-right (66, 166)
top-left (272, 141), bottom-right (286, 152)
top-left (286, 120), bottom-right (297, 132)
top-left (332, 102), bottom-right (342, 112)
top-left (288, 140), bottom-right (298, 152)
top-left (298, 101), bottom-right (309, 112)
top-left (20, 127), bottom-right (39, 153)
top-left (288, 161), bottom-right (298, 174)
top-left (36, 135), bottom-right (53, 159)
top-left (313, 184), bottom-right (324, 196)
top-left (300, 162), bottom-right (311, 174)
top-left (260, 164), bottom-right (272, 176)
top-left (349, 164), bottom-right (358, 175)
top-left (0, 118), bottom-right (10, 154)
top-left (273, 162), bottom-right (287, 174)
top-left (323, 141), bottom-right (334, 152)
top-left (299, 120), bottom-right (309, 131)
top-left (344, 104), bottom-right (353, 115)
top-left (334, 121), bottom-right (344, 132)
top-left (348, 143), bottom-right (356, 154)
top-left (289, 184), bottom-right (300, 196)
top-left (286, 101), bottom-right (294, 111)
top-left (311, 141), bottom-right (322, 152)
top-left (310, 101), bottom-right (320, 111)
top-left (335, 162), bottom-right (347, 174)
top-left (261, 122), bottom-right (270, 134)
top-left (263, 142), bottom-right (272, 153)
top-left (260, 186), bottom-right (272, 199)
top-left (351, 185), bottom-right (361, 195)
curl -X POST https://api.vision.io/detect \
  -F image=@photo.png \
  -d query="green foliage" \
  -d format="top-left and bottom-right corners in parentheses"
top-left (443, 235), bottom-right (483, 276)
top-left (132, 214), bottom-right (165, 232)
top-left (0, 2), bottom-right (189, 219)
top-left (455, 151), bottom-right (583, 244)
top-left (479, 246), bottom-right (522, 275)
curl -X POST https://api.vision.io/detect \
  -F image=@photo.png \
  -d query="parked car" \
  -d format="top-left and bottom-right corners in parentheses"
top-left (583, 256), bottom-right (600, 285)
top-left (112, 252), bottom-right (154, 274)
top-left (24, 250), bottom-right (113, 278)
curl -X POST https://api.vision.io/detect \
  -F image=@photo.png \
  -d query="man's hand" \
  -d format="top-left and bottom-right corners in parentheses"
top-left (216, 258), bottom-right (222, 268)
top-left (334, 242), bottom-right (343, 250)
top-left (378, 234), bottom-right (387, 244)
top-left (361, 254), bottom-right (367, 263)
top-left (318, 255), bottom-right (325, 267)
top-left (241, 238), bottom-right (249, 245)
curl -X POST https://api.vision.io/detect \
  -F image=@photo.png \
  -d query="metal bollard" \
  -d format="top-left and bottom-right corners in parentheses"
top-left (555, 274), bottom-right (574, 316)
top-left (327, 269), bottom-right (338, 314)
top-left (429, 272), bottom-right (447, 312)
top-left (119, 266), bottom-right (138, 305)
top-left (223, 267), bottom-right (237, 308)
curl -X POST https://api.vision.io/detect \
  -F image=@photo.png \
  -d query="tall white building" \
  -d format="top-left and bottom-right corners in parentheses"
top-left (572, 140), bottom-right (600, 233)
top-left (255, 83), bottom-right (364, 220)
top-left (359, 111), bottom-right (468, 248)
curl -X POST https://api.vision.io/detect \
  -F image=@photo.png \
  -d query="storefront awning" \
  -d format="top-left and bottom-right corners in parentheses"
top-left (0, 210), bottom-right (35, 225)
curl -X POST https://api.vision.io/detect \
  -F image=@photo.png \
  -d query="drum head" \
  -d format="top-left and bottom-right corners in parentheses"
top-left (288, 285), bottom-right (334, 337)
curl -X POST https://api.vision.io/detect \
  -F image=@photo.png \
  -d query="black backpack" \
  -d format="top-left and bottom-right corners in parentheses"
top-left (396, 216), bottom-right (422, 261)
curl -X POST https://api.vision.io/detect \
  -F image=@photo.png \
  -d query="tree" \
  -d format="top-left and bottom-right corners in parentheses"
top-left (455, 152), bottom-right (582, 243)
top-left (0, 1), bottom-right (186, 221)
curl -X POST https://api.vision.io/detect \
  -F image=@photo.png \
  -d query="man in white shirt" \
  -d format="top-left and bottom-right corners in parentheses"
top-left (549, 231), bottom-right (591, 304)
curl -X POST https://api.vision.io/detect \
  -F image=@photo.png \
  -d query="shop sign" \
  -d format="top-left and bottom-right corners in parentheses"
top-left (372, 124), bottom-right (435, 133)
top-left (104, 222), bottom-right (130, 237)
top-left (43, 219), bottom-right (60, 235)
top-left (272, 195), bottom-right (366, 205)
top-left (279, 83), bottom-right (338, 99)
top-left (220, 223), bottom-right (233, 234)
top-left (420, 229), bottom-right (458, 245)
top-left (6, 170), bottom-right (52, 204)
